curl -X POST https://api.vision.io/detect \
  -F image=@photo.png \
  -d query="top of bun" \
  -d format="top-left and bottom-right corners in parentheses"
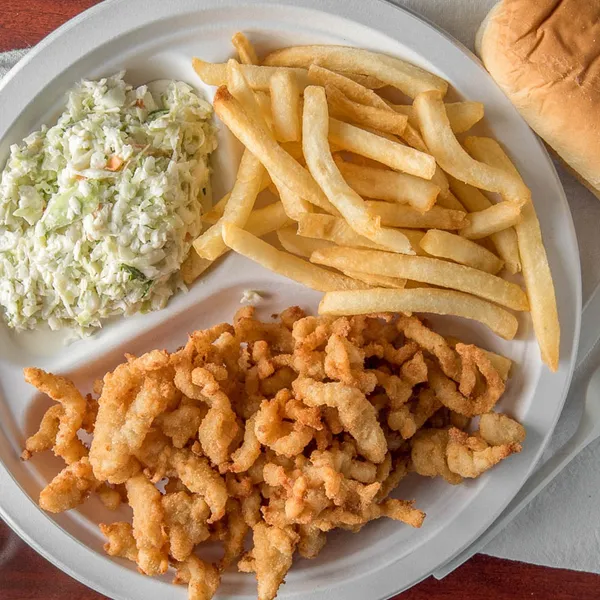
top-left (477, 0), bottom-right (600, 194)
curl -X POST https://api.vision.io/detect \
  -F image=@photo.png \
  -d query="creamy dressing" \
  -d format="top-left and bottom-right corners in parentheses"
top-left (0, 72), bottom-right (217, 336)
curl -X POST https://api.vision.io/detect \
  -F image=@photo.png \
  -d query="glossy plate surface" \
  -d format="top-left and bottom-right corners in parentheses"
top-left (0, 0), bottom-right (581, 598)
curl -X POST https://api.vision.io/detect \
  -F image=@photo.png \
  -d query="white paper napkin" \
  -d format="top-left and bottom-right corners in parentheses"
top-left (2, 0), bottom-right (600, 574)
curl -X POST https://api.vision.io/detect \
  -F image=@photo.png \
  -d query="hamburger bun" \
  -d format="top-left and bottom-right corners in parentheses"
top-left (476, 0), bottom-right (600, 199)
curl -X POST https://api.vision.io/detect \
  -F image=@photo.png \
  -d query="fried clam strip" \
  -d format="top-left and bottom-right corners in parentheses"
top-left (136, 432), bottom-right (228, 523)
top-left (446, 427), bottom-right (522, 479)
top-left (388, 382), bottom-right (442, 441)
top-left (100, 522), bottom-right (138, 563)
top-left (23, 368), bottom-right (87, 464)
top-left (238, 522), bottom-right (299, 600)
top-left (229, 412), bottom-right (262, 473)
top-left (254, 389), bottom-right (316, 457)
top-left (174, 555), bottom-right (221, 600)
top-left (479, 412), bottom-right (526, 447)
top-left (312, 498), bottom-right (425, 532)
top-left (427, 349), bottom-right (505, 418)
top-left (397, 315), bottom-right (460, 380)
top-left (297, 523), bottom-right (327, 559)
top-left (156, 400), bottom-right (207, 449)
top-left (264, 45), bottom-right (448, 98)
top-left (39, 456), bottom-right (99, 513)
top-left (324, 333), bottom-right (378, 393)
top-left (302, 86), bottom-right (414, 255)
top-left (21, 404), bottom-right (63, 460)
top-left (292, 377), bottom-right (387, 463)
top-left (89, 351), bottom-right (175, 484)
top-left (125, 474), bottom-right (169, 576)
top-left (410, 429), bottom-right (462, 485)
top-left (162, 491), bottom-right (211, 562)
top-left (191, 366), bottom-right (239, 468)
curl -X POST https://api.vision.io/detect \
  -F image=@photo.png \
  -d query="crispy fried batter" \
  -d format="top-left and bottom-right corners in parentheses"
top-left (293, 378), bottom-right (386, 463)
top-left (39, 456), bottom-right (98, 512)
top-left (255, 390), bottom-right (315, 457)
top-left (23, 368), bottom-right (87, 464)
top-left (239, 523), bottom-right (299, 600)
top-left (410, 429), bottom-right (462, 485)
top-left (24, 304), bottom-right (522, 600)
top-left (100, 522), bottom-right (138, 562)
top-left (397, 316), bottom-right (459, 380)
top-left (479, 412), bottom-right (526, 446)
top-left (162, 492), bottom-right (211, 562)
top-left (174, 556), bottom-right (221, 600)
top-left (126, 474), bottom-right (169, 576)
top-left (446, 427), bottom-right (522, 478)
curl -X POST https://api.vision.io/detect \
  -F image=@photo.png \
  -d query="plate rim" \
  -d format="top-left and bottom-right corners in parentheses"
top-left (0, 0), bottom-right (582, 598)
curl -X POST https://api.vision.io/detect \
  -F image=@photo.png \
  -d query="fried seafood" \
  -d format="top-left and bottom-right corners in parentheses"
top-left (23, 307), bottom-right (522, 599)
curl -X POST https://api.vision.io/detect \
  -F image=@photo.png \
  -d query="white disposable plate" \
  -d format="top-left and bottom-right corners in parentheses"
top-left (0, 0), bottom-right (581, 599)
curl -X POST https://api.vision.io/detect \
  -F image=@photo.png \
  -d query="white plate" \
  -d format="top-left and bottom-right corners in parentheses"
top-left (0, 0), bottom-right (581, 598)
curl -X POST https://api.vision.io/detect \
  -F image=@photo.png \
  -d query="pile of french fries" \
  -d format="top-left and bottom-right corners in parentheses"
top-left (187, 34), bottom-right (559, 371)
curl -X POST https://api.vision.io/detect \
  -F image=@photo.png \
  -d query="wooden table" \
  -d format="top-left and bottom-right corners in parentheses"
top-left (1, 2), bottom-right (600, 599)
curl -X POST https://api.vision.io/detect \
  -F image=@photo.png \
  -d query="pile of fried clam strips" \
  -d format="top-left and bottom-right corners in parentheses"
top-left (23, 306), bottom-right (525, 600)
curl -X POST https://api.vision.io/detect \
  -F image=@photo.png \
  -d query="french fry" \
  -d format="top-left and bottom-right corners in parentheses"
top-left (419, 229), bottom-right (504, 274)
top-left (308, 65), bottom-right (389, 110)
top-left (203, 171), bottom-right (272, 225)
top-left (435, 190), bottom-right (465, 211)
top-left (328, 118), bottom-right (435, 179)
top-left (186, 203), bottom-right (292, 283)
top-left (277, 226), bottom-right (334, 258)
top-left (413, 90), bottom-right (530, 202)
top-left (270, 70), bottom-right (302, 142)
top-left (310, 247), bottom-right (529, 311)
top-left (231, 32), bottom-right (259, 65)
top-left (398, 123), bottom-right (464, 211)
top-left (318, 288), bottom-right (518, 340)
top-left (365, 201), bottom-right (468, 230)
top-left (297, 214), bottom-right (387, 250)
top-left (325, 85), bottom-right (408, 137)
top-left (341, 270), bottom-right (407, 289)
top-left (213, 86), bottom-right (337, 214)
top-left (264, 45), bottom-right (448, 98)
top-left (390, 101), bottom-right (484, 134)
top-left (459, 202), bottom-right (523, 240)
top-left (255, 92), bottom-right (275, 132)
top-left (181, 250), bottom-right (215, 284)
top-left (271, 175), bottom-right (313, 220)
top-left (192, 58), bottom-right (309, 90)
top-left (227, 59), bottom-right (270, 130)
top-left (246, 202), bottom-right (294, 235)
top-left (193, 150), bottom-right (265, 260)
top-left (465, 136), bottom-right (560, 371)
top-left (337, 72), bottom-right (387, 89)
top-left (222, 224), bottom-right (367, 291)
top-left (449, 175), bottom-right (521, 273)
top-left (302, 86), bottom-right (414, 255)
top-left (398, 229), bottom-right (428, 255)
top-left (335, 157), bottom-right (439, 212)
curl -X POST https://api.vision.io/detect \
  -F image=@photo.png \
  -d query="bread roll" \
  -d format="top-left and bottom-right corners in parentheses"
top-left (476, 0), bottom-right (600, 199)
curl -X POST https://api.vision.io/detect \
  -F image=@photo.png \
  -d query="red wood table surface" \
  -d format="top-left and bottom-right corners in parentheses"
top-left (1, 2), bottom-right (600, 599)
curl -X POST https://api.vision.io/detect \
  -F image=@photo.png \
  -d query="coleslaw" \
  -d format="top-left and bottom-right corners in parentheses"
top-left (0, 72), bottom-right (217, 335)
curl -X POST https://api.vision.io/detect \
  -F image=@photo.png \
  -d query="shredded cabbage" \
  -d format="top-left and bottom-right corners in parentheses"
top-left (0, 72), bottom-right (217, 335)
